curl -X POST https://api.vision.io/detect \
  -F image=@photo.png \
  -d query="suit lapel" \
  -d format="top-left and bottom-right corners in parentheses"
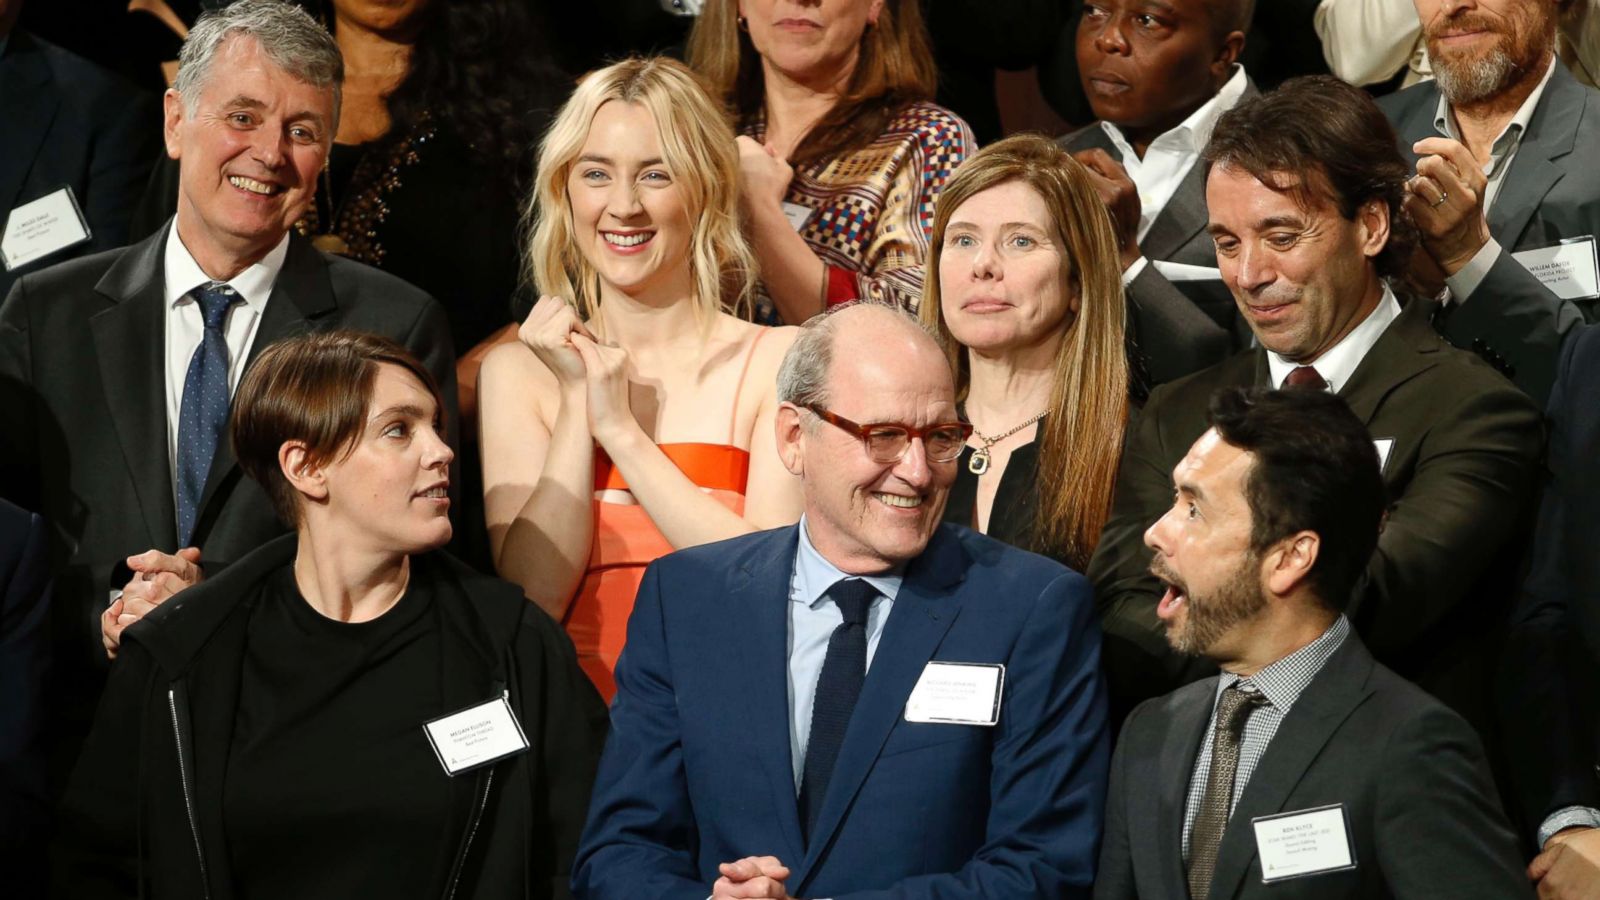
top-left (1205, 638), bottom-right (1376, 900)
top-left (192, 236), bottom-right (335, 541)
top-left (1336, 300), bottom-right (1440, 428)
top-left (792, 528), bottom-right (966, 886)
top-left (0, 33), bottom-right (58, 215)
top-left (1488, 64), bottom-right (1583, 249)
top-left (89, 231), bottom-right (178, 549)
top-left (1156, 682), bottom-right (1216, 900)
top-left (1141, 163), bottom-right (1210, 262)
top-left (731, 527), bottom-right (807, 868)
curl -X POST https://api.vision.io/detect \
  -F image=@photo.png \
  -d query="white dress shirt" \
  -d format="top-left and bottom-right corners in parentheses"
top-left (162, 220), bottom-right (283, 493)
top-left (1265, 285), bottom-right (1402, 392)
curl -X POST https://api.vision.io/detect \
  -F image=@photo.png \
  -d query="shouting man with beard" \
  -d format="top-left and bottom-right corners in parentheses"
top-left (1381, 0), bottom-right (1598, 405)
top-left (1093, 386), bottom-right (1529, 900)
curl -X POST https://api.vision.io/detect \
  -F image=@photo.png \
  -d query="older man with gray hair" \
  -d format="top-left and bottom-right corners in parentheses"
top-left (0, 0), bottom-right (454, 785)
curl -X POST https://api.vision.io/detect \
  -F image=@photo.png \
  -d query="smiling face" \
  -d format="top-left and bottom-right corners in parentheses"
top-left (311, 363), bottom-right (454, 555)
top-left (567, 100), bottom-right (694, 304)
top-left (782, 308), bottom-right (958, 573)
top-left (1205, 163), bottom-right (1388, 364)
top-left (937, 180), bottom-right (1078, 355)
top-left (739, 0), bottom-right (885, 88)
top-left (1417, 0), bottom-right (1555, 103)
top-left (1145, 429), bottom-right (1267, 658)
top-left (165, 34), bottom-right (332, 270)
top-left (1076, 0), bottom-right (1236, 144)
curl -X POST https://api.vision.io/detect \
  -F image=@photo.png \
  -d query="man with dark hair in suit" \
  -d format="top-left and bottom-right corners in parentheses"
top-left (1088, 76), bottom-right (1543, 741)
top-left (1095, 386), bottom-right (1528, 900)
top-left (574, 302), bottom-right (1110, 900)
top-left (1058, 0), bottom-right (1252, 384)
top-left (1382, 0), bottom-right (1594, 405)
top-left (0, 0), bottom-right (454, 780)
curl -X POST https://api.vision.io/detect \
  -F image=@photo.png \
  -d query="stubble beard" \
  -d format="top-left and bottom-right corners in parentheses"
top-left (1428, 12), bottom-right (1550, 106)
top-left (1165, 556), bottom-right (1268, 657)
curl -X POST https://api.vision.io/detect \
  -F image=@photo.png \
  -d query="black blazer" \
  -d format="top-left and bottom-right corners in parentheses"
top-left (0, 30), bottom-right (160, 300)
top-left (1095, 632), bottom-right (1529, 899)
top-left (0, 498), bottom-right (51, 900)
top-left (1087, 299), bottom-right (1544, 733)
top-left (0, 225), bottom-right (457, 772)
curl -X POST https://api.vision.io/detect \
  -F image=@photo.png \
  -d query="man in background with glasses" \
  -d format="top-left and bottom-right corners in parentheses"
top-left (573, 302), bottom-right (1112, 900)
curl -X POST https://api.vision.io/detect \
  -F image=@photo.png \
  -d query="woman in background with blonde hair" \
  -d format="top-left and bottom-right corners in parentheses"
top-left (922, 134), bottom-right (1129, 572)
top-left (478, 57), bottom-right (802, 700)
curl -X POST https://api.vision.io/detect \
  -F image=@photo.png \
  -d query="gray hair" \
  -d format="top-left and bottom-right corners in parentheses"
top-left (776, 301), bottom-right (939, 420)
top-left (174, 0), bottom-right (343, 124)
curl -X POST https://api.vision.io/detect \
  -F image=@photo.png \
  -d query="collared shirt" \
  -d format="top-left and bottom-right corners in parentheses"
top-left (787, 515), bottom-right (900, 789)
top-left (162, 219), bottom-right (283, 496)
top-left (1102, 66), bottom-right (1249, 242)
top-left (1181, 616), bottom-right (1352, 857)
top-left (1265, 285), bottom-right (1401, 392)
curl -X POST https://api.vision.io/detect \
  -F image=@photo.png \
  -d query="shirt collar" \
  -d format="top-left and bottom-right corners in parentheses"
top-left (1266, 285), bottom-right (1402, 393)
top-left (792, 515), bottom-right (904, 609)
top-left (1218, 615), bottom-right (1351, 714)
top-left (1102, 65), bottom-right (1250, 158)
top-left (1433, 52), bottom-right (1557, 168)
top-left (163, 218), bottom-right (288, 310)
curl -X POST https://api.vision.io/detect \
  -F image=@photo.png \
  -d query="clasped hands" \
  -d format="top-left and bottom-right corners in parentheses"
top-left (714, 855), bottom-right (797, 900)
top-left (102, 547), bottom-right (204, 658)
top-left (1530, 827), bottom-right (1600, 899)
top-left (518, 295), bottom-right (636, 444)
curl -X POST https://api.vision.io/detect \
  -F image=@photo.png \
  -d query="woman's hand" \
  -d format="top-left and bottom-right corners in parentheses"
top-left (517, 295), bottom-right (595, 388)
top-left (569, 334), bottom-right (637, 447)
top-left (737, 136), bottom-right (795, 216)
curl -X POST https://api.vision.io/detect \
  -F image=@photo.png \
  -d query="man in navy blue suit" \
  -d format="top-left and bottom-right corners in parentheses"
top-left (573, 303), bottom-right (1111, 900)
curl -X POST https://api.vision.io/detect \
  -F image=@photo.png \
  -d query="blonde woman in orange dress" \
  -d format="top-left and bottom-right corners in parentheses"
top-left (479, 57), bottom-right (804, 700)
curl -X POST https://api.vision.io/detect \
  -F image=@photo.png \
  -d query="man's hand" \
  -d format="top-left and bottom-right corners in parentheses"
top-left (1530, 826), bottom-right (1600, 899)
top-left (1404, 137), bottom-right (1493, 277)
top-left (1072, 148), bottom-right (1144, 272)
top-left (101, 547), bottom-right (204, 659)
top-left (713, 855), bottom-right (795, 900)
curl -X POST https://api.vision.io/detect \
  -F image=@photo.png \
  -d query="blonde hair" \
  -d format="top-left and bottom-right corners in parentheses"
top-left (524, 56), bottom-right (756, 332)
top-left (920, 134), bottom-right (1130, 570)
top-left (687, 0), bottom-right (936, 168)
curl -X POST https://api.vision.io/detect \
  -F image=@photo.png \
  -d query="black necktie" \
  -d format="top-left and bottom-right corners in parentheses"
top-left (1187, 684), bottom-right (1267, 900)
top-left (1283, 365), bottom-right (1328, 391)
top-left (175, 283), bottom-right (238, 546)
top-left (799, 577), bottom-right (877, 842)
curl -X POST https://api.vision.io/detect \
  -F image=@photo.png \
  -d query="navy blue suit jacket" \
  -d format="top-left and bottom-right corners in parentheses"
top-left (573, 523), bottom-right (1110, 900)
top-left (0, 498), bottom-right (51, 899)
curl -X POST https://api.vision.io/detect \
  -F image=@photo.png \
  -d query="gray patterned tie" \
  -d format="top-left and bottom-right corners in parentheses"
top-left (1187, 684), bottom-right (1267, 900)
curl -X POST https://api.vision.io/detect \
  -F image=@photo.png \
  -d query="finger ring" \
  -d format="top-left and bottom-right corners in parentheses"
top-left (1433, 191), bottom-right (1448, 208)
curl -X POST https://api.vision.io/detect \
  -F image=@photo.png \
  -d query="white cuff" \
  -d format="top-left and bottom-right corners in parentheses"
top-left (1539, 806), bottom-right (1600, 849)
top-left (1121, 256), bottom-right (1149, 287)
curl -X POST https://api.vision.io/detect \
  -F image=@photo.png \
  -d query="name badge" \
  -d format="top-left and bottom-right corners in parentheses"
top-left (781, 201), bottom-right (814, 232)
top-left (422, 694), bottom-right (530, 776)
top-left (1512, 237), bottom-right (1600, 301)
top-left (1372, 438), bottom-right (1394, 473)
top-left (2, 187), bottom-right (91, 272)
top-left (1252, 804), bottom-right (1357, 883)
top-left (904, 661), bottom-right (1004, 726)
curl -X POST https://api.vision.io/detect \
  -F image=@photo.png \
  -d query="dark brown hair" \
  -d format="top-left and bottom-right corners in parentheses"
top-left (231, 331), bottom-right (443, 525)
top-left (687, 0), bottom-right (937, 167)
top-left (1203, 75), bottom-right (1417, 280)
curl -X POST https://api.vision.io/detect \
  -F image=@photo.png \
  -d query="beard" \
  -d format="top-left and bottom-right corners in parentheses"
top-left (1427, 10), bottom-right (1550, 105)
top-left (1152, 552), bottom-right (1268, 657)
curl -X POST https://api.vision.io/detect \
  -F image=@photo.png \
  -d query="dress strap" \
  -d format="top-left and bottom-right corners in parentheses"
top-left (727, 328), bottom-right (772, 446)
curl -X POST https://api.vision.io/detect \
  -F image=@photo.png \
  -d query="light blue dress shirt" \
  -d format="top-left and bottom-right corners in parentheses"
top-left (787, 516), bottom-right (900, 790)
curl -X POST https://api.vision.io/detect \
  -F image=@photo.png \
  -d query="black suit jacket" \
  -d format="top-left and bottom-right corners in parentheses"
top-left (1087, 299), bottom-right (1544, 733)
top-left (1095, 631), bottom-right (1529, 899)
top-left (0, 225), bottom-right (457, 776)
top-left (0, 30), bottom-right (160, 300)
top-left (1381, 61), bottom-right (1599, 404)
top-left (1500, 324), bottom-right (1600, 842)
top-left (0, 498), bottom-right (51, 900)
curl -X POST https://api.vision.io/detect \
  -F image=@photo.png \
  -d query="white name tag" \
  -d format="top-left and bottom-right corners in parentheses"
top-left (1252, 804), bottom-right (1357, 882)
top-left (2, 187), bottom-right (91, 272)
top-left (904, 661), bottom-right (1003, 726)
top-left (1372, 438), bottom-right (1394, 472)
top-left (781, 201), bottom-right (814, 232)
top-left (422, 695), bottom-right (530, 776)
top-left (1512, 237), bottom-right (1600, 300)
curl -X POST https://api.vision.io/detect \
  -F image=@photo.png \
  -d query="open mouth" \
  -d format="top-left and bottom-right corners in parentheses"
top-left (415, 484), bottom-right (449, 500)
top-left (228, 175), bottom-right (283, 196)
top-left (873, 492), bottom-right (922, 510)
top-left (602, 231), bottom-right (654, 250)
top-left (1157, 582), bottom-right (1187, 621)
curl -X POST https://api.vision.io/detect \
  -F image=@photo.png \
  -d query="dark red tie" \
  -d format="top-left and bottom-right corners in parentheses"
top-left (1284, 365), bottom-right (1328, 391)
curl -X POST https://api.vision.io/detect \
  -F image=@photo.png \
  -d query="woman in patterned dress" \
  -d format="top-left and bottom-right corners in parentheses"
top-left (689, 0), bottom-right (978, 323)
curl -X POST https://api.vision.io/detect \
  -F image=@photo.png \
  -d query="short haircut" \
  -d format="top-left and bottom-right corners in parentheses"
top-left (174, 0), bottom-right (343, 123)
top-left (231, 331), bottom-right (442, 525)
top-left (1204, 75), bottom-right (1416, 280)
top-left (1212, 0), bottom-right (1256, 39)
top-left (1206, 386), bottom-right (1386, 612)
top-left (777, 301), bottom-right (937, 415)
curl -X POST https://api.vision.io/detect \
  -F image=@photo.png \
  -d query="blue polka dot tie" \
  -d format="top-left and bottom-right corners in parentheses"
top-left (175, 283), bottom-right (238, 547)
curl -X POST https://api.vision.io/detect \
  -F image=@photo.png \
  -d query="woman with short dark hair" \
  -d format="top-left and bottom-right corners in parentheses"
top-left (54, 331), bottom-right (606, 900)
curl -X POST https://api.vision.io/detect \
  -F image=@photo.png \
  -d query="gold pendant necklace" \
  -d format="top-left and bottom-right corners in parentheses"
top-left (967, 410), bottom-right (1048, 475)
